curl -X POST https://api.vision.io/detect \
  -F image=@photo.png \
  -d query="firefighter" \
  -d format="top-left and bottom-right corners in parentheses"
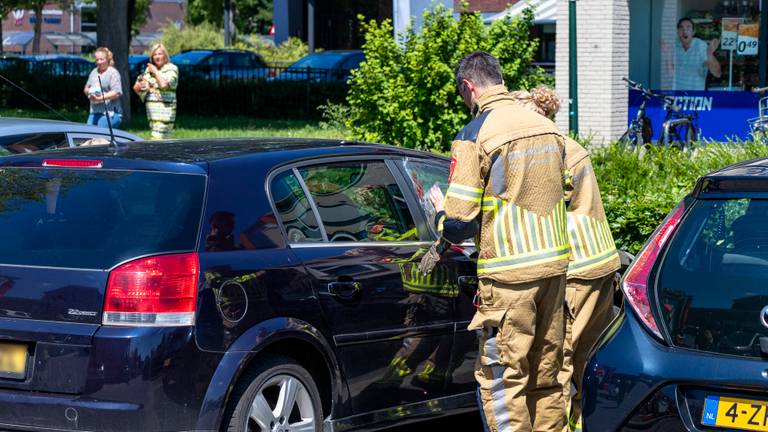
top-left (421, 52), bottom-right (569, 432)
top-left (508, 86), bottom-right (621, 432)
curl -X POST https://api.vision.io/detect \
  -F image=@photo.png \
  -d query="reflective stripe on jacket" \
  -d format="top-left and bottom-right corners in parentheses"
top-left (563, 137), bottom-right (620, 279)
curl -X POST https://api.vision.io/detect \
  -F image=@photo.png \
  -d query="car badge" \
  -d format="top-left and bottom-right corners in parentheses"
top-left (761, 305), bottom-right (768, 329)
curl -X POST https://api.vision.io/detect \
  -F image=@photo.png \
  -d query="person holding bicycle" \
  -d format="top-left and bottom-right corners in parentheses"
top-left (673, 17), bottom-right (721, 90)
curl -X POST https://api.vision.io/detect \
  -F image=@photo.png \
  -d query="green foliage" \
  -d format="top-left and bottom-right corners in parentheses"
top-left (155, 22), bottom-right (224, 55)
top-left (247, 37), bottom-right (308, 64)
top-left (156, 22), bottom-right (305, 64)
top-left (187, 0), bottom-right (272, 34)
top-left (346, 4), bottom-right (549, 152)
top-left (591, 141), bottom-right (768, 254)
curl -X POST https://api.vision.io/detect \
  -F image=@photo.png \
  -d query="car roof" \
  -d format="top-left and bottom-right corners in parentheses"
top-left (2, 137), bottom-right (446, 166)
top-left (695, 156), bottom-right (768, 195)
top-left (22, 54), bottom-right (91, 62)
top-left (705, 157), bottom-right (768, 178)
top-left (0, 117), bottom-right (140, 140)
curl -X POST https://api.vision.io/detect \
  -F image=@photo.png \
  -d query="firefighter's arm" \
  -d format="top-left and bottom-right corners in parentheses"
top-left (435, 140), bottom-right (483, 244)
top-left (566, 155), bottom-right (600, 214)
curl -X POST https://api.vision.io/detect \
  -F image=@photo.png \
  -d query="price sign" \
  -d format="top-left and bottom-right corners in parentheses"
top-left (721, 18), bottom-right (744, 51)
top-left (737, 23), bottom-right (759, 56)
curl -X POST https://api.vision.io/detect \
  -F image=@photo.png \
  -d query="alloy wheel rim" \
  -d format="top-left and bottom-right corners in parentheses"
top-left (248, 374), bottom-right (315, 432)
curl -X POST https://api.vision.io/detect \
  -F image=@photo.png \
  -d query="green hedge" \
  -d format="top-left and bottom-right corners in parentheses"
top-left (591, 142), bottom-right (768, 254)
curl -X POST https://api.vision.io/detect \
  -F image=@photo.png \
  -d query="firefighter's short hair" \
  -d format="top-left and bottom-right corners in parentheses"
top-left (455, 51), bottom-right (503, 88)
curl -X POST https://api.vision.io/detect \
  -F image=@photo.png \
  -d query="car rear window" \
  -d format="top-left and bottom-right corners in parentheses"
top-left (657, 198), bottom-right (768, 359)
top-left (171, 51), bottom-right (210, 65)
top-left (290, 53), bottom-right (346, 69)
top-left (0, 167), bottom-right (206, 269)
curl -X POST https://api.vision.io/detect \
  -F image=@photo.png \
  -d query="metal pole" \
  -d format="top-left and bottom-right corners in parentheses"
top-left (224, 0), bottom-right (232, 47)
top-left (307, 0), bottom-right (315, 53)
top-left (569, 0), bottom-right (579, 134)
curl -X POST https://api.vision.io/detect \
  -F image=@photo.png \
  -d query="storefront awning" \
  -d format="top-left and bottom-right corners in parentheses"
top-left (484, 0), bottom-right (557, 25)
top-left (3, 31), bottom-right (95, 48)
top-left (2, 32), bottom-right (34, 47)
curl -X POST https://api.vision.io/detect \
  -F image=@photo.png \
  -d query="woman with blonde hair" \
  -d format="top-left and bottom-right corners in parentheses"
top-left (84, 46), bottom-right (123, 128)
top-left (511, 85), bottom-right (620, 432)
top-left (133, 43), bottom-right (179, 139)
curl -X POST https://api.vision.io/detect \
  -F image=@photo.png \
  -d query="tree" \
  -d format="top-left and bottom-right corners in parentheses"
top-left (25, 0), bottom-right (72, 54)
top-left (127, 0), bottom-right (152, 39)
top-left (0, 1), bottom-right (21, 55)
top-left (345, 4), bottom-right (550, 152)
top-left (96, 0), bottom-right (130, 123)
top-left (187, 0), bottom-right (272, 34)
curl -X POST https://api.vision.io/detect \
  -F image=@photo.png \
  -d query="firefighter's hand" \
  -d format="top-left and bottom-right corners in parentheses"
top-left (428, 184), bottom-right (445, 213)
top-left (418, 241), bottom-right (444, 275)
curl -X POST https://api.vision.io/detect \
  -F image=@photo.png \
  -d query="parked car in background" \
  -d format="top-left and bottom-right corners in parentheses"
top-left (22, 54), bottom-right (93, 78)
top-left (270, 50), bottom-right (364, 83)
top-left (170, 49), bottom-right (268, 80)
top-left (583, 157), bottom-right (768, 431)
top-left (0, 118), bottom-right (140, 155)
top-left (128, 54), bottom-right (150, 79)
top-left (0, 138), bottom-right (486, 431)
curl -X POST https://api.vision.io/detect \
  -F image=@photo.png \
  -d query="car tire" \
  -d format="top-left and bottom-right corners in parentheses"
top-left (223, 355), bottom-right (323, 432)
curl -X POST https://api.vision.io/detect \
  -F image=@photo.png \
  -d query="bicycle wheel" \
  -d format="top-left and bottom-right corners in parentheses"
top-left (618, 129), bottom-right (640, 150)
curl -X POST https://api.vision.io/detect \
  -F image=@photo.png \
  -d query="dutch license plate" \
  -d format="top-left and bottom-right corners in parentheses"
top-left (702, 396), bottom-right (768, 431)
top-left (0, 342), bottom-right (27, 378)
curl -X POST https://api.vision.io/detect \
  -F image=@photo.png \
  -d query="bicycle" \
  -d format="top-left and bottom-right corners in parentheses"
top-left (619, 77), bottom-right (700, 150)
top-left (748, 86), bottom-right (768, 140)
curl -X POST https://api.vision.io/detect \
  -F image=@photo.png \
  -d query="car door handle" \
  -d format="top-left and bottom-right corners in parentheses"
top-left (327, 281), bottom-right (362, 300)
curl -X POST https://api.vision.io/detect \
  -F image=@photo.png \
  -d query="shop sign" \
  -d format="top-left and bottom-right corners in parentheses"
top-left (737, 23), bottom-right (759, 56)
top-left (721, 18), bottom-right (744, 51)
top-left (628, 89), bottom-right (761, 141)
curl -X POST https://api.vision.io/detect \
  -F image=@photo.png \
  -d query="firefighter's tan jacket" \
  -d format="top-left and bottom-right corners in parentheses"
top-left (438, 85), bottom-right (569, 285)
top-left (563, 138), bottom-right (620, 279)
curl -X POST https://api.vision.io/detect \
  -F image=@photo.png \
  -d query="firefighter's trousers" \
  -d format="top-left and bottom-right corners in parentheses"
top-left (472, 275), bottom-right (566, 432)
top-left (557, 273), bottom-right (616, 430)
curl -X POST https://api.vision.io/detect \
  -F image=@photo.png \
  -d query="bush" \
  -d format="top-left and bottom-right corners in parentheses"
top-left (346, 4), bottom-right (550, 153)
top-left (592, 142), bottom-right (768, 254)
top-left (155, 22), bottom-right (225, 55)
top-left (249, 37), bottom-right (309, 64)
top-left (154, 23), bottom-right (307, 65)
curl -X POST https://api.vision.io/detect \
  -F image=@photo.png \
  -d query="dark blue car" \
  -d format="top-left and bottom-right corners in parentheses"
top-left (170, 49), bottom-right (269, 80)
top-left (583, 157), bottom-right (768, 431)
top-left (0, 139), bottom-right (482, 431)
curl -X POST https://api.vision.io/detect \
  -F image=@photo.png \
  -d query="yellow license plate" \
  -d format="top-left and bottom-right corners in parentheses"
top-left (703, 396), bottom-right (768, 431)
top-left (0, 342), bottom-right (27, 378)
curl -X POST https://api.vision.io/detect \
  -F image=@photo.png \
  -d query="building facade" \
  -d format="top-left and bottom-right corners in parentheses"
top-left (1, 0), bottom-right (187, 54)
top-left (557, 0), bottom-right (768, 143)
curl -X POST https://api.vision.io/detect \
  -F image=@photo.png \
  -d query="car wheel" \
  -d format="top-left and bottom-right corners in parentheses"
top-left (224, 355), bottom-right (323, 432)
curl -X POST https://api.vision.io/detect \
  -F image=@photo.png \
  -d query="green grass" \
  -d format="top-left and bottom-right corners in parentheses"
top-left (0, 108), bottom-right (351, 141)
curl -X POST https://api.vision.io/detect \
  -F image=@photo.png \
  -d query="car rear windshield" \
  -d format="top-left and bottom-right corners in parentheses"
top-left (0, 167), bottom-right (206, 269)
top-left (290, 53), bottom-right (346, 69)
top-left (171, 51), bottom-right (210, 65)
top-left (657, 198), bottom-right (768, 359)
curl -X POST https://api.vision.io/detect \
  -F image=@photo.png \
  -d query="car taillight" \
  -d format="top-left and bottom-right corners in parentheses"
top-left (621, 201), bottom-right (686, 340)
top-left (103, 253), bottom-right (199, 327)
top-left (43, 159), bottom-right (103, 168)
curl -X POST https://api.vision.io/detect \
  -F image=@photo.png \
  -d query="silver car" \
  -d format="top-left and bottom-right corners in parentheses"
top-left (0, 118), bottom-right (141, 155)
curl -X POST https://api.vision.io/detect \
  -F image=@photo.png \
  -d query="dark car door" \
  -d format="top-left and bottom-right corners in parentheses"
top-left (399, 157), bottom-right (480, 397)
top-left (275, 157), bottom-right (457, 414)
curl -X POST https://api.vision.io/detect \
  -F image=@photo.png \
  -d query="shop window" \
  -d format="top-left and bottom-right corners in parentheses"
top-left (658, 0), bottom-right (761, 91)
